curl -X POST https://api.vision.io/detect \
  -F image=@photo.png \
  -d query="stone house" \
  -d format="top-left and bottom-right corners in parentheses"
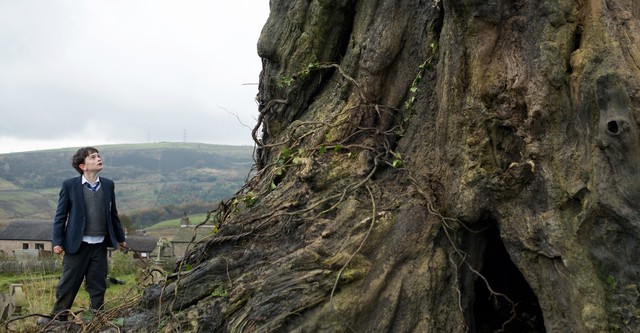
top-left (171, 225), bottom-right (215, 258)
top-left (0, 220), bottom-right (161, 259)
top-left (123, 235), bottom-right (159, 259)
top-left (0, 220), bottom-right (53, 257)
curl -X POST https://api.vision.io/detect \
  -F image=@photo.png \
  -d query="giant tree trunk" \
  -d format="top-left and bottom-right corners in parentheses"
top-left (127, 0), bottom-right (640, 332)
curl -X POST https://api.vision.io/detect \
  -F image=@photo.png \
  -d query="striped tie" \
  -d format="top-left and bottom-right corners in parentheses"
top-left (86, 182), bottom-right (100, 192)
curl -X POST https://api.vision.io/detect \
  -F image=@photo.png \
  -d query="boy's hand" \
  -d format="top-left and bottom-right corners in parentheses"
top-left (118, 242), bottom-right (127, 250)
top-left (53, 245), bottom-right (63, 254)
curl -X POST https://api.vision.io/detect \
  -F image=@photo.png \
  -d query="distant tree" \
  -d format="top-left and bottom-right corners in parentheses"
top-left (118, 213), bottom-right (137, 235)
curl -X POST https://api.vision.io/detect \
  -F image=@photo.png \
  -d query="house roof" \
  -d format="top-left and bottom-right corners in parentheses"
top-left (126, 236), bottom-right (159, 253)
top-left (171, 226), bottom-right (215, 243)
top-left (0, 220), bottom-right (52, 241)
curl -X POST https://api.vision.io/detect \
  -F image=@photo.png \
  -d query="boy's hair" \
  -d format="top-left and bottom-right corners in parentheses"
top-left (72, 147), bottom-right (99, 174)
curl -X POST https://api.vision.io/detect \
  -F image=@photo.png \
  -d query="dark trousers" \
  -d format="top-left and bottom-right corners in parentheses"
top-left (52, 242), bottom-right (108, 320)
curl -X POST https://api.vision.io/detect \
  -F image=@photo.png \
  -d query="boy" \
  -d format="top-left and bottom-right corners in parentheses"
top-left (43, 147), bottom-right (127, 322)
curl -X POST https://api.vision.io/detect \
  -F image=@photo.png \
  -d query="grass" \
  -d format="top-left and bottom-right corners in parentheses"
top-left (0, 190), bottom-right (57, 220)
top-left (144, 213), bottom-right (210, 230)
top-left (0, 178), bottom-right (19, 190)
top-left (0, 191), bottom-right (47, 201)
top-left (1, 254), bottom-right (145, 333)
top-left (0, 272), bottom-right (57, 294)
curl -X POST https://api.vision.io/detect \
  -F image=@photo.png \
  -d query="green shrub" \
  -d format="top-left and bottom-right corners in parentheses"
top-left (109, 251), bottom-right (138, 276)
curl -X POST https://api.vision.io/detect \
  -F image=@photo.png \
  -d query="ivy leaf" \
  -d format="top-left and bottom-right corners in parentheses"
top-left (280, 147), bottom-right (292, 160)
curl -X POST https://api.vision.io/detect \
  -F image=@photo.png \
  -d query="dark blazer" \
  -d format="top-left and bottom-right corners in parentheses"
top-left (52, 176), bottom-right (126, 254)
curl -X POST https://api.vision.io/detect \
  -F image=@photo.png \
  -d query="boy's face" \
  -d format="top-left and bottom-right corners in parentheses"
top-left (79, 152), bottom-right (103, 174)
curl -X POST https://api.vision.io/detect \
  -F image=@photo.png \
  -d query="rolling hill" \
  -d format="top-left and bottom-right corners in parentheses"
top-left (0, 142), bottom-right (255, 227)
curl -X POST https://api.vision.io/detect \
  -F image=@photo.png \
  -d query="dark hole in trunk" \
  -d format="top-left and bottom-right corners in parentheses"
top-left (473, 225), bottom-right (546, 332)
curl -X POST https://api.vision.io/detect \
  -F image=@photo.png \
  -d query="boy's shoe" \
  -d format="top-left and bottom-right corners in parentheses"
top-left (36, 315), bottom-right (65, 326)
top-left (90, 308), bottom-right (103, 320)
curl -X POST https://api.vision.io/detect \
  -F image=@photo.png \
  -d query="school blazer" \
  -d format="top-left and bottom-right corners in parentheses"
top-left (52, 176), bottom-right (126, 254)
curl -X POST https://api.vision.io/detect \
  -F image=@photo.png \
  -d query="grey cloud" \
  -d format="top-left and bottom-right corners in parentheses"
top-left (0, 0), bottom-right (267, 152)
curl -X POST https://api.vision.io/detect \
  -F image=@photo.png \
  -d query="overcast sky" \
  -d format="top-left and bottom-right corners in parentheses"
top-left (0, 0), bottom-right (269, 154)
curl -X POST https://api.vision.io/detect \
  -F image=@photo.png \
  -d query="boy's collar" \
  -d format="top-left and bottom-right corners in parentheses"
top-left (81, 175), bottom-right (101, 185)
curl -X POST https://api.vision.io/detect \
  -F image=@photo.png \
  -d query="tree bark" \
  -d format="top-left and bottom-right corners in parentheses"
top-left (125, 0), bottom-right (640, 332)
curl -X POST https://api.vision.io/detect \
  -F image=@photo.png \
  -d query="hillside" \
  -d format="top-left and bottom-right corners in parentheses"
top-left (0, 142), bottom-right (255, 226)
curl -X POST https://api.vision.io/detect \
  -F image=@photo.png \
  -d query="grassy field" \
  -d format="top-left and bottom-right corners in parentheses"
top-left (1, 253), bottom-right (145, 333)
top-left (144, 213), bottom-right (210, 230)
top-left (142, 212), bottom-right (214, 238)
top-left (0, 178), bottom-right (19, 190)
top-left (0, 190), bottom-right (57, 220)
